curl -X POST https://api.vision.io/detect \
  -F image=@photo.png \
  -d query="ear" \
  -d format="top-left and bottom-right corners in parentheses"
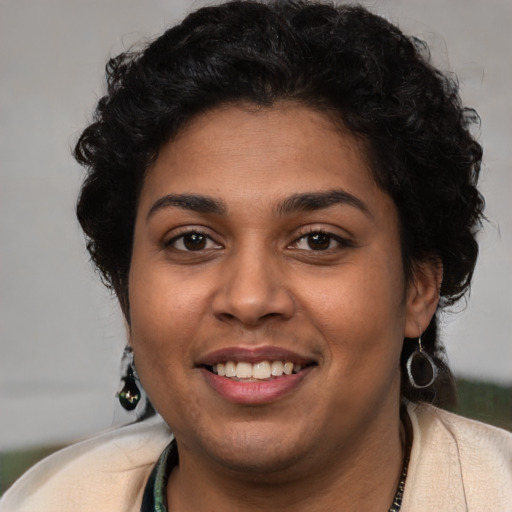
top-left (404, 260), bottom-right (443, 338)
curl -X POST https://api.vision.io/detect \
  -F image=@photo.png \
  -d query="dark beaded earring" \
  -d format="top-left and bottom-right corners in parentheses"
top-left (118, 366), bottom-right (141, 410)
top-left (117, 346), bottom-right (141, 411)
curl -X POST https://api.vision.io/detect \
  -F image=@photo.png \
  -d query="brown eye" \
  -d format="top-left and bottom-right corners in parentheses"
top-left (166, 231), bottom-right (221, 252)
top-left (290, 230), bottom-right (353, 253)
top-left (183, 233), bottom-right (207, 251)
top-left (307, 233), bottom-right (331, 250)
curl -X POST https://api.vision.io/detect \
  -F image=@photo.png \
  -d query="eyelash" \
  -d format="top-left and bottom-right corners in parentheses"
top-left (164, 228), bottom-right (353, 253)
top-left (290, 229), bottom-right (354, 252)
top-left (164, 229), bottom-right (221, 252)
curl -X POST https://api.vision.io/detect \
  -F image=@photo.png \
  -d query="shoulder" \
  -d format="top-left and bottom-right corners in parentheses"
top-left (412, 403), bottom-right (512, 466)
top-left (403, 403), bottom-right (512, 511)
top-left (0, 417), bottom-right (172, 512)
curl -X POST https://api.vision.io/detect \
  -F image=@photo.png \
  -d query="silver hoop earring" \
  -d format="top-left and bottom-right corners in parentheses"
top-left (406, 337), bottom-right (438, 389)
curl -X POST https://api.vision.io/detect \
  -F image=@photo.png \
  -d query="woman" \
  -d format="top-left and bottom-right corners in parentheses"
top-left (2, 1), bottom-right (511, 511)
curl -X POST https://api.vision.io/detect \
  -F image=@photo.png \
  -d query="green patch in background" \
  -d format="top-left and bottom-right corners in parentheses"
top-left (452, 377), bottom-right (512, 431)
top-left (0, 444), bottom-right (65, 498)
top-left (1, 377), bottom-right (511, 497)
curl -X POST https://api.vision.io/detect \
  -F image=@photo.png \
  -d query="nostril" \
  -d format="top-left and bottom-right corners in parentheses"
top-left (262, 312), bottom-right (283, 319)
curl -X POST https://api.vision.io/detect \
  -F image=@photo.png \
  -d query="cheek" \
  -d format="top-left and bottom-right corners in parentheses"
top-left (128, 263), bottom-right (203, 377)
top-left (299, 256), bottom-right (406, 365)
top-left (129, 296), bottom-right (220, 443)
top-left (306, 262), bottom-right (404, 325)
top-left (127, 276), bottom-right (204, 426)
top-left (130, 261), bottom-right (210, 330)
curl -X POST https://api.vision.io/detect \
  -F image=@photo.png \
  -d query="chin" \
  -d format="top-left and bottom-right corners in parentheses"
top-left (189, 423), bottom-right (312, 476)
top-left (207, 445), bottom-right (305, 476)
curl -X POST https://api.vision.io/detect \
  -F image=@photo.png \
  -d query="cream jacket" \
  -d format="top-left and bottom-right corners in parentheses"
top-left (1, 404), bottom-right (511, 511)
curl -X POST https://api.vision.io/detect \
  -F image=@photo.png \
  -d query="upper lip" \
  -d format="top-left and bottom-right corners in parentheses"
top-left (196, 346), bottom-right (317, 367)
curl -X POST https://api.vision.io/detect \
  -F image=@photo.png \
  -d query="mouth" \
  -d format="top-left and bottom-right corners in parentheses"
top-left (204, 360), bottom-right (314, 381)
top-left (197, 347), bottom-right (317, 404)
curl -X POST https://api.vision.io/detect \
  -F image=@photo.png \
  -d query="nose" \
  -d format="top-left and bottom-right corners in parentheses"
top-left (212, 247), bottom-right (295, 326)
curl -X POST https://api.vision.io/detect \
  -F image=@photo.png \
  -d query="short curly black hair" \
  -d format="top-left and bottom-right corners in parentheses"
top-left (75, 0), bottom-right (484, 404)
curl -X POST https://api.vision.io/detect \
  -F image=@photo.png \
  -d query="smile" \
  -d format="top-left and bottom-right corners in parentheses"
top-left (197, 347), bottom-right (318, 404)
top-left (208, 360), bottom-right (307, 380)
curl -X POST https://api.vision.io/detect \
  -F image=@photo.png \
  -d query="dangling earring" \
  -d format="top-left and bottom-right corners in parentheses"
top-left (118, 346), bottom-right (141, 411)
top-left (406, 336), bottom-right (438, 389)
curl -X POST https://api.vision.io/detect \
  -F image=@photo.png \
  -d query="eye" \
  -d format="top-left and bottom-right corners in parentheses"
top-left (166, 231), bottom-right (221, 252)
top-left (291, 231), bottom-right (352, 251)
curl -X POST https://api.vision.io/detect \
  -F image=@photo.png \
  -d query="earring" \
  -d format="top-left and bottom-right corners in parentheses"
top-left (117, 346), bottom-right (141, 411)
top-left (406, 336), bottom-right (438, 389)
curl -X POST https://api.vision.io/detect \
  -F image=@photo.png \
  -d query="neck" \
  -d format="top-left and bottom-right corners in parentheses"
top-left (167, 405), bottom-right (405, 512)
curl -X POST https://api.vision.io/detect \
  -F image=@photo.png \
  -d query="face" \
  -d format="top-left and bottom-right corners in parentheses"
top-left (129, 103), bottom-right (424, 477)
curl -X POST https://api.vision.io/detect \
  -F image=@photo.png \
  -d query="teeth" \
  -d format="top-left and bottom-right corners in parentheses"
top-left (236, 362), bottom-right (253, 379)
top-left (253, 361), bottom-right (271, 379)
top-left (271, 361), bottom-right (283, 376)
top-left (225, 361), bottom-right (237, 377)
top-left (211, 360), bottom-right (305, 380)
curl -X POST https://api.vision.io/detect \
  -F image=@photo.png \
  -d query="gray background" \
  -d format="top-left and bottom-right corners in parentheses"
top-left (1, 0), bottom-right (511, 450)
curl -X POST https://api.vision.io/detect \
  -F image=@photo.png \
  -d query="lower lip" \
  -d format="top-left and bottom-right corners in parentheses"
top-left (200, 366), bottom-right (314, 405)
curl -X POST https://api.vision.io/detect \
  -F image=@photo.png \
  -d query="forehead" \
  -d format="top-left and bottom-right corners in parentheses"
top-left (139, 103), bottom-right (387, 217)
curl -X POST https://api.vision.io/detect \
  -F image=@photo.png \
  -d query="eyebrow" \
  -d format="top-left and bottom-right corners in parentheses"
top-left (147, 194), bottom-right (226, 220)
top-left (276, 189), bottom-right (371, 217)
top-left (146, 188), bottom-right (371, 221)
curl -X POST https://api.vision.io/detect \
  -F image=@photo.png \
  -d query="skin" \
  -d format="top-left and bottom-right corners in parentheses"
top-left (129, 103), bottom-right (440, 511)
